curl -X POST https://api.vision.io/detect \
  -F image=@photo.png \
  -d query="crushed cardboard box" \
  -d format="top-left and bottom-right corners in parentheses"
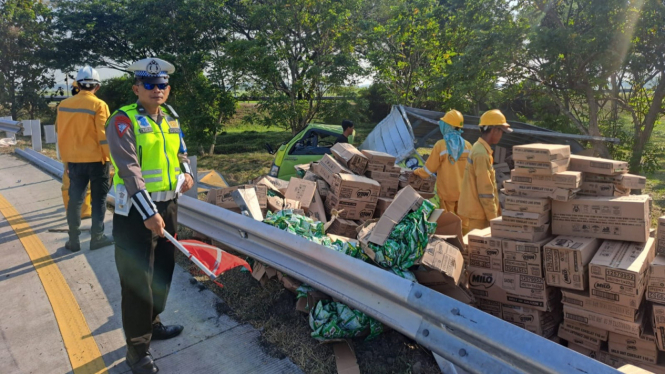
top-left (308, 189), bottom-right (327, 224)
top-left (373, 197), bottom-right (393, 218)
top-left (551, 195), bottom-right (651, 243)
top-left (544, 236), bottom-right (602, 291)
top-left (368, 186), bottom-right (423, 246)
top-left (413, 269), bottom-right (474, 304)
top-left (208, 184), bottom-right (268, 210)
top-left (231, 187), bottom-right (264, 220)
top-left (326, 217), bottom-right (359, 238)
top-left (333, 341), bottom-right (361, 374)
top-left (255, 175), bottom-right (289, 195)
top-left (419, 235), bottom-right (464, 285)
top-left (588, 238), bottom-right (655, 308)
top-left (331, 143), bottom-right (368, 175)
top-left (285, 177), bottom-right (317, 212)
top-left (513, 143), bottom-right (570, 162)
top-left (569, 155), bottom-right (629, 175)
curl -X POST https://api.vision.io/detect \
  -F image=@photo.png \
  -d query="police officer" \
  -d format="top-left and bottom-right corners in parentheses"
top-left (106, 58), bottom-right (194, 374)
top-left (458, 109), bottom-right (512, 235)
top-left (414, 110), bottom-right (472, 214)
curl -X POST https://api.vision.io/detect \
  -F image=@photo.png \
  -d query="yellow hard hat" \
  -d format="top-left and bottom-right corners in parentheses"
top-left (479, 109), bottom-right (512, 132)
top-left (441, 110), bottom-right (464, 128)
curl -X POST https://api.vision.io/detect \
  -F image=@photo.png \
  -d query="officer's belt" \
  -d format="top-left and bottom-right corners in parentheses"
top-left (151, 190), bottom-right (177, 202)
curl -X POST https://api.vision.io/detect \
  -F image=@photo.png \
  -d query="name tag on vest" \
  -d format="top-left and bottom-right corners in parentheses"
top-left (135, 115), bottom-right (154, 133)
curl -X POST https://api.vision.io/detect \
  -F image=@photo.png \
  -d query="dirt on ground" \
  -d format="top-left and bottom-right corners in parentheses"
top-left (175, 228), bottom-right (440, 374)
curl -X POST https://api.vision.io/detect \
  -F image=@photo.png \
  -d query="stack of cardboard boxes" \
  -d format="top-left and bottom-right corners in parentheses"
top-left (460, 143), bottom-right (662, 370)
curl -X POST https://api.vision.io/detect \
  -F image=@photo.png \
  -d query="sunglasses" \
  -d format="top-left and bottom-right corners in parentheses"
top-left (142, 82), bottom-right (168, 90)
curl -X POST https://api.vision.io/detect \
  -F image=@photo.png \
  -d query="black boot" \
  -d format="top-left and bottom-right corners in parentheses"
top-left (65, 236), bottom-right (80, 252)
top-left (152, 322), bottom-right (184, 340)
top-left (90, 234), bottom-right (114, 250)
top-left (126, 349), bottom-right (159, 374)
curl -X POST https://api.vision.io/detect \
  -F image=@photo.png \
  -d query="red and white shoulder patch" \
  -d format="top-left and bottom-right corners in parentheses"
top-left (115, 116), bottom-right (131, 137)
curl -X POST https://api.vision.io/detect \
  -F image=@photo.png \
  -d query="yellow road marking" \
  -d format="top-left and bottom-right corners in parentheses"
top-left (0, 192), bottom-right (108, 374)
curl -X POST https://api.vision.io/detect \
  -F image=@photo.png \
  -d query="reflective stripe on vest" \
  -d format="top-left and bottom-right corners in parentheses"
top-left (109, 104), bottom-right (181, 193)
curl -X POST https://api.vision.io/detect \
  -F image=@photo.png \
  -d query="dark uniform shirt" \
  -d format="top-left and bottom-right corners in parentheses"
top-left (335, 134), bottom-right (348, 144)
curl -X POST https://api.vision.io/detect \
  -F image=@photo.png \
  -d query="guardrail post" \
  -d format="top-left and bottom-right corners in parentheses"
top-left (31, 119), bottom-right (42, 151)
top-left (22, 119), bottom-right (33, 136)
top-left (44, 125), bottom-right (56, 144)
top-left (185, 156), bottom-right (198, 198)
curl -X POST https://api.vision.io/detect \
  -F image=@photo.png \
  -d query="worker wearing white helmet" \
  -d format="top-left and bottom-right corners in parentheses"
top-left (106, 57), bottom-right (193, 374)
top-left (55, 65), bottom-right (114, 252)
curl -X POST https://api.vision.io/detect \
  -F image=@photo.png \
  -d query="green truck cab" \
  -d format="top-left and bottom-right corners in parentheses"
top-left (266, 123), bottom-right (354, 180)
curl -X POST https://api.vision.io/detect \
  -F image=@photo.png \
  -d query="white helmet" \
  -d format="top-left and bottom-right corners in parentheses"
top-left (76, 66), bottom-right (101, 88)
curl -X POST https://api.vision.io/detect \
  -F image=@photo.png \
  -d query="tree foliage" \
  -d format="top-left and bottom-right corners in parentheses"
top-left (0, 0), bottom-right (55, 119)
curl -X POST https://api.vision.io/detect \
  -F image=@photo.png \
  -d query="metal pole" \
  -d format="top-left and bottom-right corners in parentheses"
top-left (31, 119), bottom-right (42, 152)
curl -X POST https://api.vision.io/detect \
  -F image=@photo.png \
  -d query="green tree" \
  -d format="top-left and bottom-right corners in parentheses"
top-left (224, 0), bottom-right (365, 134)
top-left (0, 0), bottom-right (55, 119)
top-left (364, 0), bottom-right (453, 107)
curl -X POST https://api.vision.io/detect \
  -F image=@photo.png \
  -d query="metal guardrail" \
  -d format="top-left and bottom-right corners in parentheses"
top-left (14, 148), bottom-right (620, 374)
top-left (0, 118), bottom-right (23, 135)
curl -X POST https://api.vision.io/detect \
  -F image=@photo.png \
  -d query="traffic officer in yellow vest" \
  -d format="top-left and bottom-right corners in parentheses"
top-left (106, 58), bottom-right (194, 374)
top-left (414, 110), bottom-right (471, 214)
top-left (458, 109), bottom-right (512, 235)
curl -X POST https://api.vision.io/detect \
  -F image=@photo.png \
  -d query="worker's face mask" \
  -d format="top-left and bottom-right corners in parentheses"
top-left (142, 82), bottom-right (168, 91)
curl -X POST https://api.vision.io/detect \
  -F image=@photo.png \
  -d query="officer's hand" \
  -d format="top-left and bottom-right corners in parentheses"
top-left (180, 173), bottom-right (194, 193)
top-left (145, 213), bottom-right (165, 237)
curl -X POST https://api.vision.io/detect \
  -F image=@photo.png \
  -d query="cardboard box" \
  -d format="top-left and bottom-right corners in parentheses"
top-left (579, 181), bottom-right (630, 197)
top-left (365, 170), bottom-right (400, 198)
top-left (563, 319), bottom-right (609, 342)
top-left (502, 304), bottom-right (561, 337)
top-left (285, 178), bottom-right (317, 212)
top-left (609, 332), bottom-right (658, 364)
top-left (307, 190), bottom-right (327, 224)
top-left (330, 174), bottom-right (381, 203)
top-left (324, 195), bottom-right (376, 221)
top-left (413, 269), bottom-right (474, 304)
top-left (467, 228), bottom-right (503, 271)
top-left (231, 187), bottom-right (264, 220)
top-left (653, 303), bottom-right (665, 351)
top-left (373, 197), bottom-right (393, 218)
top-left (510, 170), bottom-right (582, 189)
top-left (584, 173), bottom-right (647, 190)
top-left (569, 155), bottom-right (629, 175)
top-left (400, 170), bottom-right (436, 192)
top-left (558, 324), bottom-right (602, 350)
top-left (296, 290), bottom-right (330, 313)
top-left (317, 154), bottom-right (353, 187)
top-left (490, 217), bottom-right (551, 242)
top-left (589, 239), bottom-right (655, 308)
top-left (513, 158), bottom-right (570, 176)
top-left (502, 237), bottom-right (551, 277)
top-left (563, 304), bottom-right (644, 337)
top-left (316, 179), bottom-right (331, 200)
top-left (566, 343), bottom-right (598, 359)
top-left (544, 236), bottom-right (602, 291)
top-left (420, 235), bottom-right (464, 285)
top-left (255, 175), bottom-right (289, 195)
top-left (504, 195), bottom-right (551, 214)
top-left (283, 199), bottom-right (301, 210)
top-left (512, 143), bottom-right (570, 162)
top-left (368, 186), bottom-right (423, 245)
top-left (476, 298), bottom-right (503, 319)
top-left (361, 150), bottom-right (396, 168)
top-left (365, 163), bottom-right (385, 172)
top-left (435, 211), bottom-right (464, 247)
top-left (657, 216), bottom-right (665, 256)
top-left (647, 255), bottom-right (665, 304)
top-left (561, 289), bottom-right (639, 322)
top-left (333, 342), bottom-right (360, 374)
top-left (503, 180), bottom-right (578, 201)
top-left (551, 195), bottom-right (651, 243)
top-left (208, 184), bottom-right (267, 210)
top-left (501, 210), bottom-right (551, 227)
top-left (385, 165), bottom-right (402, 174)
top-left (467, 266), bottom-right (560, 311)
top-left (331, 143), bottom-right (368, 175)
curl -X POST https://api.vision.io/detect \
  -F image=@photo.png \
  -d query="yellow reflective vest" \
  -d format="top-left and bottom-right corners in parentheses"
top-left (414, 139), bottom-right (472, 203)
top-left (109, 104), bottom-right (182, 193)
top-left (457, 138), bottom-right (500, 220)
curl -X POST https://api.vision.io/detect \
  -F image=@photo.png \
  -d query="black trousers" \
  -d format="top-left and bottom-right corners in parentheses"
top-left (67, 162), bottom-right (111, 238)
top-left (114, 199), bottom-right (177, 354)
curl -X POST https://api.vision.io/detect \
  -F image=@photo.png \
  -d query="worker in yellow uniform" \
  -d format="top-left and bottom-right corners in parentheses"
top-left (414, 110), bottom-right (471, 214)
top-left (60, 81), bottom-right (92, 220)
top-left (107, 58), bottom-right (194, 374)
top-left (56, 66), bottom-right (114, 251)
top-left (458, 109), bottom-right (512, 234)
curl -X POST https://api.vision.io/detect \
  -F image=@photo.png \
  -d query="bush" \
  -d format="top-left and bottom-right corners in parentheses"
top-left (96, 76), bottom-right (135, 113)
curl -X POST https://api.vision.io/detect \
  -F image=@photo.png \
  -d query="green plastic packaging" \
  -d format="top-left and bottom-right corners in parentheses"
top-left (309, 300), bottom-right (383, 341)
